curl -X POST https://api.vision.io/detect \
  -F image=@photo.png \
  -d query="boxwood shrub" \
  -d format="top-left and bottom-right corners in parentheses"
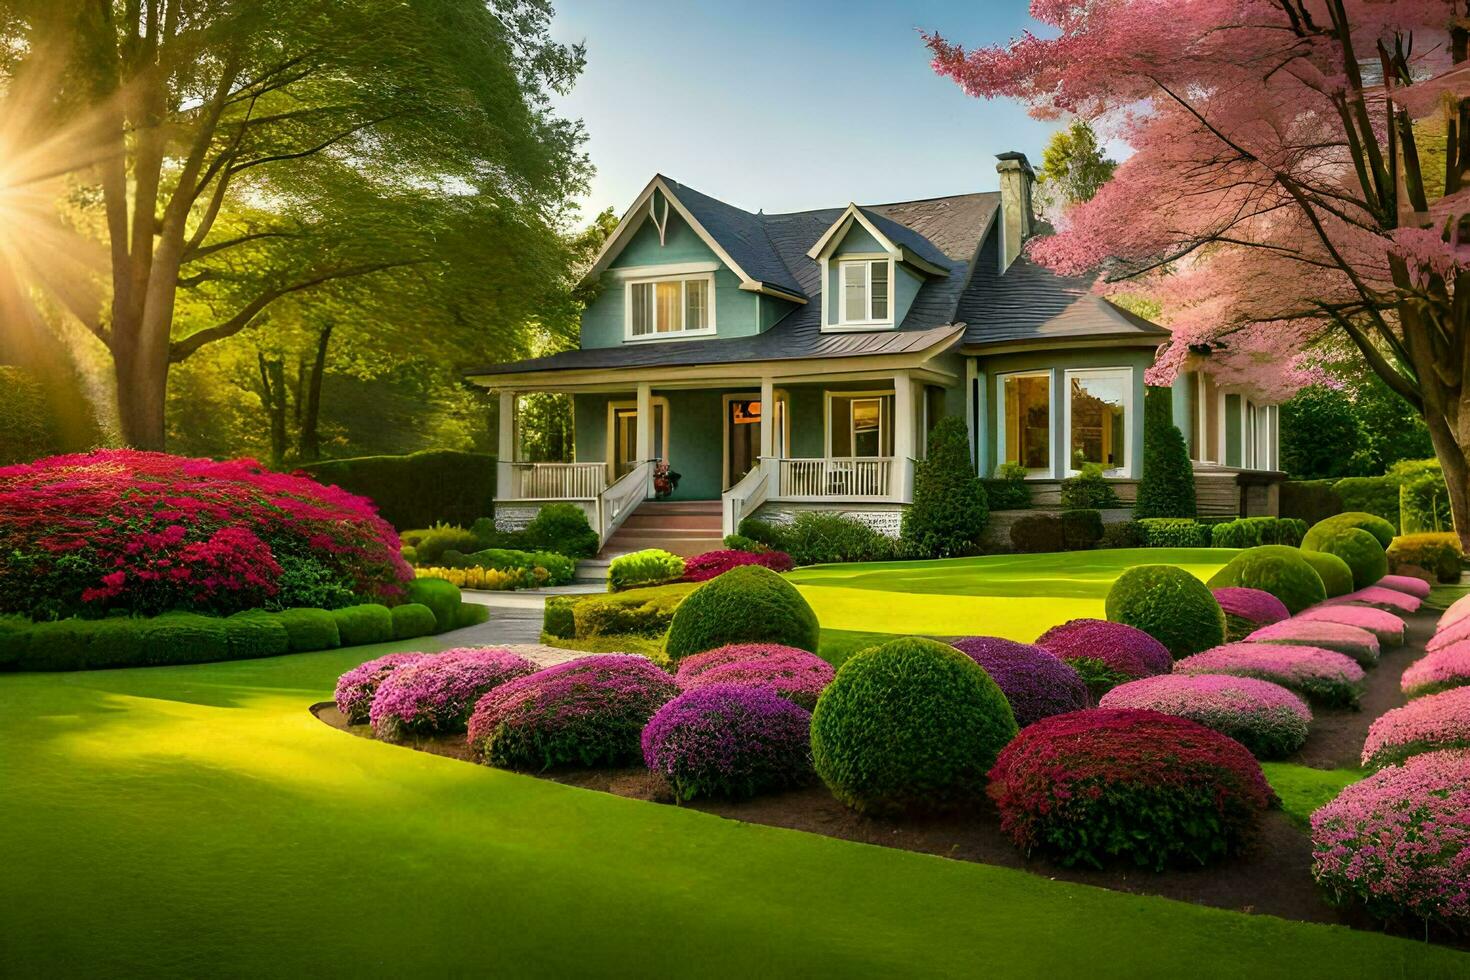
top-left (225, 610), bottom-right (292, 659)
top-left (1009, 513), bottom-right (1064, 553)
top-left (1060, 509), bottom-right (1103, 550)
top-left (275, 607), bottom-right (341, 653)
top-left (1297, 549), bottom-right (1354, 598)
top-left (1104, 564), bottom-right (1225, 658)
top-left (1100, 520), bottom-right (1145, 549)
top-left (608, 549), bottom-right (686, 591)
top-left (391, 603), bottom-right (438, 640)
top-left (572, 587), bottom-right (689, 639)
top-left (1387, 532), bottom-right (1464, 584)
top-left (665, 566), bottom-right (819, 660)
top-left (1137, 518), bottom-right (1210, 548)
top-left (405, 577), bottom-right (463, 632)
top-left (300, 449), bottom-right (496, 530)
top-left (1331, 477), bottom-right (1400, 530)
top-left (1303, 512), bottom-right (1396, 550)
top-left (1206, 545), bottom-right (1327, 614)
top-left (332, 604), bottom-right (394, 646)
top-left (1308, 526), bottom-right (1388, 590)
top-left (810, 637), bottom-right (1017, 815)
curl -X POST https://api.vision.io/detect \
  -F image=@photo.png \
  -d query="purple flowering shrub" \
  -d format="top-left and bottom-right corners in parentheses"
top-left (1378, 574), bottom-right (1432, 600)
top-left (1361, 686), bottom-right (1470, 769)
top-left (950, 636), bottom-right (1090, 726)
top-left (641, 683), bottom-right (813, 800)
top-left (1321, 585), bottom-right (1422, 614)
top-left (1245, 620), bottom-right (1379, 666)
top-left (1311, 749), bottom-right (1470, 931)
top-left (1099, 673), bottom-right (1311, 758)
top-left (1293, 606), bottom-right (1405, 647)
top-left (369, 648), bottom-right (535, 742)
top-left (468, 654), bottom-right (678, 770)
top-left (334, 652), bottom-right (428, 723)
top-left (1402, 642), bottom-right (1470, 698)
top-left (1174, 643), bottom-right (1366, 708)
top-left (1033, 619), bottom-right (1171, 698)
top-left (1212, 587), bottom-right (1290, 642)
top-left (674, 643), bottom-right (834, 709)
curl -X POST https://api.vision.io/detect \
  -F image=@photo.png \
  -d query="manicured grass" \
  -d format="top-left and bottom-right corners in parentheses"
top-left (1262, 762), bottom-right (1364, 827)
top-left (789, 549), bottom-right (1235, 640)
top-left (2, 643), bottom-right (1466, 977)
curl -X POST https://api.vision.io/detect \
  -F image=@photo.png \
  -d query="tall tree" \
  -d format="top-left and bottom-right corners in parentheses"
top-left (1035, 119), bottom-right (1115, 219)
top-left (0, 0), bottom-right (588, 448)
top-left (926, 1), bottom-right (1470, 545)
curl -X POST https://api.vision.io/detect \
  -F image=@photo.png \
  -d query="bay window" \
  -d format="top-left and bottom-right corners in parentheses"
top-left (1065, 368), bottom-right (1132, 475)
top-left (627, 274), bottom-right (714, 338)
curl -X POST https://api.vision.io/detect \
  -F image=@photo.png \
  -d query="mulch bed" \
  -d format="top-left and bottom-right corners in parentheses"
top-left (311, 604), bottom-right (1451, 942)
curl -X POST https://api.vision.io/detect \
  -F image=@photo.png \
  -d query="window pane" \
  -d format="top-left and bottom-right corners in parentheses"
top-left (1004, 374), bottom-right (1050, 471)
top-left (870, 261), bottom-right (889, 320)
top-left (654, 281), bottom-right (681, 333)
top-left (852, 398), bottom-right (882, 457)
top-left (842, 263), bottom-right (867, 321)
top-left (1069, 372), bottom-right (1127, 472)
top-left (684, 278), bottom-right (708, 330)
top-left (630, 283), bottom-right (653, 336)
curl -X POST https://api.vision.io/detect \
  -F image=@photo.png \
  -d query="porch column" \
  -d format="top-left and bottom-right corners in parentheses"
top-left (636, 382), bottom-right (653, 496)
top-left (496, 390), bottom-right (515, 500)
top-left (759, 377), bottom-right (775, 458)
top-left (893, 371), bottom-right (915, 502)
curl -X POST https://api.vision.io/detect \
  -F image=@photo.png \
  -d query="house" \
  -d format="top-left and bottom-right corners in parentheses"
top-left (467, 153), bottom-right (1284, 553)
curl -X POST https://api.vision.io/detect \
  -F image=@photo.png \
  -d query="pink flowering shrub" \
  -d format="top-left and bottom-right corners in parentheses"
top-left (1099, 673), bottom-right (1311, 759)
top-left (1033, 618), bottom-right (1171, 698)
top-left (1293, 606), bottom-right (1405, 647)
top-left (1378, 574), bottom-right (1432, 600)
top-left (949, 636), bottom-right (1089, 727)
top-left (0, 449), bottom-right (410, 618)
top-left (1321, 586), bottom-right (1422, 614)
top-left (1174, 643), bottom-right (1365, 708)
top-left (641, 683), bottom-right (813, 800)
top-left (468, 654), bottom-right (678, 770)
top-left (682, 549), bottom-right (794, 582)
top-left (1428, 615), bottom-right (1470, 653)
top-left (1212, 587), bottom-right (1289, 642)
top-left (1438, 593), bottom-right (1470, 635)
top-left (1362, 687), bottom-right (1470, 769)
top-left (674, 643), bottom-right (834, 709)
top-left (334, 651), bottom-right (429, 723)
top-left (369, 648), bottom-right (535, 742)
top-left (1311, 750), bottom-right (1470, 931)
top-left (1245, 620), bottom-right (1379, 667)
top-left (1401, 643), bottom-right (1470, 699)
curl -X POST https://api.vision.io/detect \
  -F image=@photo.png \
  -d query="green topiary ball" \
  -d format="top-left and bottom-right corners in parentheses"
top-left (1105, 565), bottom-right (1225, 658)
top-left (1309, 526), bottom-right (1388, 590)
top-left (811, 637), bottom-right (1017, 815)
top-left (275, 607), bottom-right (341, 652)
top-left (664, 565), bottom-right (819, 660)
top-left (406, 577), bottom-right (463, 633)
top-left (1303, 512), bottom-right (1395, 551)
top-left (1206, 545), bottom-right (1327, 614)
top-left (1297, 549), bottom-right (1354, 598)
top-left (391, 602), bottom-right (438, 640)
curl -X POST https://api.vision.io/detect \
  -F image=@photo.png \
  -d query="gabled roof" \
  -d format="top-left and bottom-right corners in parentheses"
top-left (803, 203), bottom-right (953, 277)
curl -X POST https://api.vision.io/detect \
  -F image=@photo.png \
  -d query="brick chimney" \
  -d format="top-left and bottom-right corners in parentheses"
top-left (995, 151), bottom-right (1035, 272)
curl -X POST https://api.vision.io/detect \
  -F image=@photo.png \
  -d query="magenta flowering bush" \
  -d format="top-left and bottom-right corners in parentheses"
top-left (369, 648), bottom-right (535, 742)
top-left (1245, 619), bottom-right (1379, 666)
top-left (682, 549), bottom-right (794, 582)
top-left (0, 449), bottom-right (410, 619)
top-left (1034, 618), bottom-right (1171, 697)
top-left (641, 683), bottom-right (813, 800)
top-left (950, 636), bottom-right (1089, 727)
top-left (674, 643), bottom-right (834, 709)
top-left (1293, 606), bottom-right (1405, 647)
top-left (1099, 673), bottom-right (1311, 759)
top-left (1311, 749), bottom-right (1470, 931)
top-left (1402, 643), bottom-right (1470, 699)
top-left (468, 654), bottom-right (678, 770)
top-left (1438, 593), bottom-right (1470, 635)
top-left (1321, 585), bottom-right (1422, 614)
top-left (1428, 615), bottom-right (1470, 653)
top-left (334, 651), bottom-right (429, 723)
top-left (1212, 587), bottom-right (1290, 642)
top-left (1361, 686), bottom-right (1470, 769)
top-left (1377, 574), bottom-right (1432, 600)
top-left (1174, 643), bottom-right (1366, 708)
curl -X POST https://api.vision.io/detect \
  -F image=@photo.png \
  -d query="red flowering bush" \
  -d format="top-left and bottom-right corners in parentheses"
top-left (988, 709), bottom-right (1276, 869)
top-left (0, 450), bottom-right (411, 618)
top-left (682, 548), bottom-right (794, 582)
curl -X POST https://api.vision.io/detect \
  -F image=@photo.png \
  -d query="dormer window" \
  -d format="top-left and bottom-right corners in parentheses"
top-left (837, 258), bottom-right (891, 326)
top-left (625, 272), bottom-right (715, 340)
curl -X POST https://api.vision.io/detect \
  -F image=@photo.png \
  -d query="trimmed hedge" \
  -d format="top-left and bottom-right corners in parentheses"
top-left (1009, 513), bottom-right (1065, 553)
top-left (1134, 384), bottom-right (1196, 518)
top-left (1280, 480), bottom-right (1342, 526)
top-left (300, 449), bottom-right (496, 530)
top-left (901, 416), bottom-right (988, 558)
top-left (1059, 464), bottom-right (1120, 509)
top-left (981, 476), bottom-right (1031, 511)
top-left (1297, 549), bottom-right (1355, 598)
top-left (1303, 512), bottom-right (1395, 550)
top-left (738, 512), bottom-right (896, 566)
top-left (1060, 509), bottom-right (1103, 550)
top-left (608, 549), bottom-right (686, 591)
top-left (1211, 516), bottom-right (1307, 549)
top-left (1333, 476), bottom-right (1400, 530)
top-left (1100, 520), bottom-right (1145, 548)
top-left (226, 610), bottom-right (291, 659)
top-left (276, 607), bottom-right (341, 652)
top-left (1137, 518), bottom-right (1210, 548)
top-left (1309, 526), bottom-right (1388, 590)
top-left (391, 603), bottom-right (438, 640)
top-left (406, 577), bottom-right (463, 632)
top-left (1387, 532), bottom-right (1463, 584)
top-left (665, 566), bottom-right (819, 660)
top-left (1206, 545), bottom-right (1327, 614)
top-left (811, 637), bottom-right (1017, 816)
top-left (1104, 564), bottom-right (1225, 658)
top-left (332, 604), bottom-right (395, 646)
top-left (569, 586), bottom-right (689, 639)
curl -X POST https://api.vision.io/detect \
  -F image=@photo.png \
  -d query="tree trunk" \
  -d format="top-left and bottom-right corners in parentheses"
top-left (257, 353), bottom-right (288, 467)
top-left (297, 323), bottom-right (333, 461)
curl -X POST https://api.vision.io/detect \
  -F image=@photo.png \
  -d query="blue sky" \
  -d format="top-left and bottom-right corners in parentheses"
top-left (549, 0), bottom-right (1060, 218)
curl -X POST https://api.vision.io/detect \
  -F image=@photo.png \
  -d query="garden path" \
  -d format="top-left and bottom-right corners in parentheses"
top-left (441, 585), bottom-right (603, 651)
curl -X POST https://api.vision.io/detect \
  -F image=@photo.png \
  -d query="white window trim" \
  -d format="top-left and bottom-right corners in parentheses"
top-left (623, 271), bottom-right (717, 342)
top-left (1063, 366), bottom-right (1135, 478)
top-left (996, 369), bottom-right (1055, 479)
top-left (606, 397), bottom-right (672, 473)
top-left (823, 389), bottom-right (895, 458)
top-left (830, 253), bottom-right (896, 330)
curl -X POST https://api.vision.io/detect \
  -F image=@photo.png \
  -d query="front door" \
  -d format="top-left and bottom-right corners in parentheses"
top-left (723, 395), bottom-right (786, 489)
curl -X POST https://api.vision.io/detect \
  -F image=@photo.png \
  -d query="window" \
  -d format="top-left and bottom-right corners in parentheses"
top-left (827, 392), bottom-right (894, 457)
top-left (1065, 368), bottom-right (1132, 475)
top-left (999, 372), bottom-right (1051, 474)
top-left (627, 274), bottom-right (714, 338)
top-left (837, 259), bottom-right (891, 324)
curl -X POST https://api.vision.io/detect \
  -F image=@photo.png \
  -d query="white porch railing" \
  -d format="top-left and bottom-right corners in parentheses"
top-left (598, 460), bottom-right (651, 543)
top-left (722, 457), bottom-right (772, 537)
top-left (776, 457), bottom-right (897, 500)
top-left (507, 461), bottom-right (607, 500)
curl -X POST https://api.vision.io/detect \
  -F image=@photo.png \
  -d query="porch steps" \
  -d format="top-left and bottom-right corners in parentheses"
top-left (600, 500), bottom-right (725, 559)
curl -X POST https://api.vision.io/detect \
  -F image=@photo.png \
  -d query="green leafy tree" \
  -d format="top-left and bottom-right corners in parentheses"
top-left (1134, 385), bottom-right (1196, 519)
top-left (1035, 120), bottom-right (1116, 219)
top-left (901, 416), bottom-right (988, 558)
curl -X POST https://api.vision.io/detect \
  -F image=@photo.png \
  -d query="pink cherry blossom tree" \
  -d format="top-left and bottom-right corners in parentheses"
top-left (925, 1), bottom-right (1470, 545)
